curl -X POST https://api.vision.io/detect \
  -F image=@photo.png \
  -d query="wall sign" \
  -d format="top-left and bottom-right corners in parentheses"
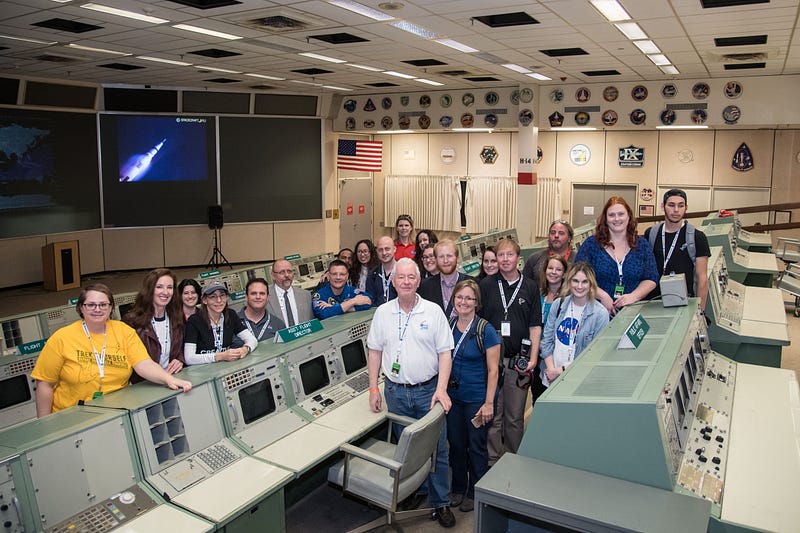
top-left (732, 143), bottom-right (754, 172)
top-left (619, 145), bottom-right (645, 168)
top-left (569, 144), bottom-right (591, 166)
top-left (440, 146), bottom-right (456, 164)
top-left (480, 146), bottom-right (499, 164)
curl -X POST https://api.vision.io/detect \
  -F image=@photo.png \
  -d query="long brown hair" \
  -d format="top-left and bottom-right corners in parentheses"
top-left (539, 254), bottom-right (568, 295)
top-left (124, 268), bottom-right (183, 330)
top-left (595, 196), bottom-right (637, 249)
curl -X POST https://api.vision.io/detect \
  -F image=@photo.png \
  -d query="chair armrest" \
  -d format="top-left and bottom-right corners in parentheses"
top-left (385, 412), bottom-right (418, 427)
top-left (777, 237), bottom-right (800, 244)
top-left (340, 443), bottom-right (403, 472)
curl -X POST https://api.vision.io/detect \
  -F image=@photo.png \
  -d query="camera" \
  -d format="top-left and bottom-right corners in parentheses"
top-left (511, 338), bottom-right (533, 373)
top-left (448, 376), bottom-right (460, 390)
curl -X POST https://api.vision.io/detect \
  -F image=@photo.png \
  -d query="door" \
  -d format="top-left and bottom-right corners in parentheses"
top-left (571, 184), bottom-right (638, 229)
top-left (339, 178), bottom-right (372, 248)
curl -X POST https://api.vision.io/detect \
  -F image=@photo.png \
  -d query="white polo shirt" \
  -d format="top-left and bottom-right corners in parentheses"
top-left (367, 295), bottom-right (453, 385)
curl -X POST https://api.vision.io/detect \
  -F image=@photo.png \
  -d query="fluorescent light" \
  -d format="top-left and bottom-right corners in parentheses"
top-left (137, 55), bottom-right (191, 66)
top-left (196, 65), bottom-right (241, 74)
top-left (660, 65), bottom-right (680, 75)
top-left (657, 125), bottom-right (708, 129)
top-left (67, 43), bottom-right (130, 55)
top-left (378, 130), bottom-right (417, 134)
top-left (503, 63), bottom-right (532, 74)
top-left (348, 63), bottom-right (382, 71)
top-left (526, 72), bottom-right (551, 81)
top-left (327, 0), bottom-right (394, 21)
top-left (590, 0), bottom-right (631, 22)
top-left (615, 22), bottom-right (648, 40)
top-left (633, 40), bottom-right (660, 54)
top-left (416, 78), bottom-right (444, 86)
top-left (0, 33), bottom-right (57, 45)
top-left (172, 24), bottom-right (242, 40)
top-left (552, 127), bottom-right (598, 131)
top-left (452, 128), bottom-right (494, 132)
top-left (390, 21), bottom-right (438, 39)
top-left (299, 52), bottom-right (346, 63)
top-left (435, 39), bottom-right (478, 53)
top-left (647, 54), bottom-right (671, 66)
top-left (322, 85), bottom-right (353, 91)
top-left (291, 80), bottom-right (323, 86)
top-left (384, 71), bottom-right (416, 79)
top-left (81, 3), bottom-right (169, 24)
top-left (246, 73), bottom-right (285, 81)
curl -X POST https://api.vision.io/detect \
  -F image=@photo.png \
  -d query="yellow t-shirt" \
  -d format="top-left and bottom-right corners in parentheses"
top-left (31, 320), bottom-right (150, 412)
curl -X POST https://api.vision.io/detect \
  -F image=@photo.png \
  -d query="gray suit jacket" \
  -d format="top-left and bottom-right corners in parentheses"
top-left (268, 284), bottom-right (314, 325)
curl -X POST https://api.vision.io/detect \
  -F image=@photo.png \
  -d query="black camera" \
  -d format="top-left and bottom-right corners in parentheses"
top-left (510, 338), bottom-right (533, 373)
top-left (448, 376), bottom-right (460, 390)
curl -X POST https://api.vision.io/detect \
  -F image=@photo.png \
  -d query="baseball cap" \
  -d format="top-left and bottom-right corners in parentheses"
top-left (202, 282), bottom-right (229, 297)
top-left (663, 188), bottom-right (687, 204)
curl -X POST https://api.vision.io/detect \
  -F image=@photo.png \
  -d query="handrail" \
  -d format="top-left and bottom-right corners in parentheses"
top-left (636, 202), bottom-right (800, 225)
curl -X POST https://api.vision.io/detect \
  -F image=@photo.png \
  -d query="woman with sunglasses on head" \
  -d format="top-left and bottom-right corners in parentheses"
top-left (184, 283), bottom-right (257, 365)
top-left (31, 283), bottom-right (192, 416)
top-left (123, 268), bottom-right (185, 383)
top-left (539, 262), bottom-right (609, 388)
top-left (178, 278), bottom-right (202, 320)
top-left (477, 246), bottom-right (498, 281)
top-left (350, 239), bottom-right (379, 293)
top-left (394, 214), bottom-right (416, 260)
top-left (446, 279), bottom-right (501, 512)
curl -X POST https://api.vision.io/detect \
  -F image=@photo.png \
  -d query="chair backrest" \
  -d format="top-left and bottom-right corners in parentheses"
top-left (393, 403), bottom-right (445, 480)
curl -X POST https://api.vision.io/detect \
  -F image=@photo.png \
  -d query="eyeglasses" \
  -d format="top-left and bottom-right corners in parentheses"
top-left (206, 292), bottom-right (228, 301)
top-left (82, 302), bottom-right (111, 310)
top-left (454, 295), bottom-right (476, 302)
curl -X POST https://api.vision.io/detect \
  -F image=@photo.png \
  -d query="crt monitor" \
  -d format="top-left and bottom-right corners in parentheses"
top-left (299, 354), bottom-right (330, 396)
top-left (298, 264), bottom-right (310, 277)
top-left (0, 373), bottom-right (32, 410)
top-left (314, 260), bottom-right (325, 273)
top-left (340, 339), bottom-right (367, 375)
top-left (238, 378), bottom-right (277, 425)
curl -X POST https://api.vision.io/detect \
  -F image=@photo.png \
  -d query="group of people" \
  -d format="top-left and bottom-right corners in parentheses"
top-left (31, 190), bottom-right (710, 529)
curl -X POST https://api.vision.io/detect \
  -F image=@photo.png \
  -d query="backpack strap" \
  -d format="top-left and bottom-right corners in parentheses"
top-left (685, 222), bottom-right (696, 263)
top-left (648, 222), bottom-right (663, 250)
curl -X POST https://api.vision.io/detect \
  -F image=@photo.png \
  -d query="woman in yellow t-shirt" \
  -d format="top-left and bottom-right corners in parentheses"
top-left (32, 283), bottom-right (192, 416)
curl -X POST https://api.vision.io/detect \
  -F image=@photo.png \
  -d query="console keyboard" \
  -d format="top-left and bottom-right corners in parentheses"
top-left (344, 372), bottom-right (370, 393)
top-left (196, 443), bottom-right (238, 472)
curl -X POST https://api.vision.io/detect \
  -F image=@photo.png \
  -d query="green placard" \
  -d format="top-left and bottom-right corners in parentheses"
top-left (284, 253), bottom-right (301, 260)
top-left (277, 319), bottom-right (324, 343)
top-left (462, 261), bottom-right (481, 275)
top-left (458, 235), bottom-right (472, 242)
top-left (617, 313), bottom-right (649, 349)
top-left (68, 297), bottom-right (78, 305)
top-left (199, 270), bottom-right (221, 279)
top-left (230, 290), bottom-right (245, 301)
top-left (19, 338), bottom-right (47, 355)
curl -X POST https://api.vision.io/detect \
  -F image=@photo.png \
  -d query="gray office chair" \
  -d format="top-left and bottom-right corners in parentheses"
top-left (776, 237), bottom-right (800, 268)
top-left (327, 403), bottom-right (446, 533)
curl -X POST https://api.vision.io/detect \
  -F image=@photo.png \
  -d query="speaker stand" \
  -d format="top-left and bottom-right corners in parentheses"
top-left (208, 228), bottom-right (232, 269)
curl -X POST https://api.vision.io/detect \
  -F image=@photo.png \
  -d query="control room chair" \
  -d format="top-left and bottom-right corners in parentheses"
top-left (777, 263), bottom-right (800, 317)
top-left (327, 403), bottom-right (445, 533)
top-left (776, 237), bottom-right (800, 268)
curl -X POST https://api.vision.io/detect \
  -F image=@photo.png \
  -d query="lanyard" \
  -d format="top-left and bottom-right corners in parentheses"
top-left (661, 221), bottom-right (684, 270)
top-left (498, 274), bottom-right (524, 320)
top-left (151, 316), bottom-right (170, 358)
top-left (380, 268), bottom-right (394, 302)
top-left (82, 321), bottom-right (107, 379)
top-left (395, 296), bottom-right (417, 362)
top-left (245, 313), bottom-right (271, 341)
top-left (450, 316), bottom-right (475, 361)
top-left (211, 316), bottom-right (225, 351)
top-left (567, 303), bottom-right (580, 358)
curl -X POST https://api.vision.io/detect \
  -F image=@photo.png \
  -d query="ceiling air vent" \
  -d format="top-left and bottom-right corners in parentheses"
top-left (240, 13), bottom-right (317, 33)
top-left (32, 54), bottom-right (81, 63)
top-left (721, 52), bottom-right (767, 62)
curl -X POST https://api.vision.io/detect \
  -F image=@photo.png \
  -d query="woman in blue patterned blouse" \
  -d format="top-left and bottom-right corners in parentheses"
top-left (574, 196), bottom-right (657, 316)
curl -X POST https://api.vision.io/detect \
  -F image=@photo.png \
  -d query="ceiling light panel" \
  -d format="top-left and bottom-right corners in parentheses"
top-left (327, 0), bottom-right (394, 21)
top-left (390, 21), bottom-right (438, 39)
top-left (590, 0), bottom-right (631, 22)
top-left (81, 4), bottom-right (169, 24)
top-left (435, 39), bottom-right (478, 53)
top-left (633, 40), bottom-right (660, 54)
top-left (298, 52), bottom-right (346, 63)
top-left (172, 24), bottom-right (242, 40)
top-left (615, 22), bottom-right (648, 40)
top-left (384, 70), bottom-right (416, 79)
top-left (503, 63), bottom-right (532, 73)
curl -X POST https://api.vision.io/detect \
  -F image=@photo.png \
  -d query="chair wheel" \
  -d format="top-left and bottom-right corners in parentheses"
top-left (794, 308), bottom-right (800, 318)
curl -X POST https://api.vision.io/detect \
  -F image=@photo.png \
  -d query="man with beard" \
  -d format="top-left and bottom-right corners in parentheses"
top-left (418, 239), bottom-right (472, 317)
top-left (522, 220), bottom-right (575, 286)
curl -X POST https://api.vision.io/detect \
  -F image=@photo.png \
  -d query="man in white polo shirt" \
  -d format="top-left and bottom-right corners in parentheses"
top-left (366, 258), bottom-right (456, 528)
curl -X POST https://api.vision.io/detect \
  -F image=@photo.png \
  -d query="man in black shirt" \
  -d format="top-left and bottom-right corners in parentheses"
top-left (478, 238), bottom-right (542, 463)
top-left (645, 189), bottom-right (711, 310)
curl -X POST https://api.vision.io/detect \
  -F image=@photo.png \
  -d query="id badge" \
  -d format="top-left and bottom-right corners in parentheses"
top-left (92, 391), bottom-right (103, 400)
top-left (613, 285), bottom-right (624, 299)
top-left (391, 362), bottom-right (401, 376)
top-left (501, 321), bottom-right (511, 337)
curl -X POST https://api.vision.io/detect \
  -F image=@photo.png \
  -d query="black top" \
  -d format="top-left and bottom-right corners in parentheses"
top-left (365, 265), bottom-right (398, 307)
top-left (644, 223), bottom-right (711, 299)
top-left (418, 272), bottom-right (472, 315)
top-left (478, 272), bottom-right (542, 358)
top-left (185, 308), bottom-right (246, 353)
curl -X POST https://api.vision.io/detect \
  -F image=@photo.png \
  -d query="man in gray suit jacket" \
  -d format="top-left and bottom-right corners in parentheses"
top-left (418, 239), bottom-right (472, 317)
top-left (268, 259), bottom-right (314, 326)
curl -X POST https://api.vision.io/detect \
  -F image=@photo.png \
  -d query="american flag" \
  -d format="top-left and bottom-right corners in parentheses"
top-left (337, 140), bottom-right (383, 172)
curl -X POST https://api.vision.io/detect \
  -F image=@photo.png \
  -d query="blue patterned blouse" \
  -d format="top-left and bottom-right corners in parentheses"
top-left (574, 236), bottom-right (658, 298)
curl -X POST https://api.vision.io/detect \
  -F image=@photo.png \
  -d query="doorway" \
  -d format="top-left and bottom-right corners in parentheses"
top-left (339, 178), bottom-right (372, 248)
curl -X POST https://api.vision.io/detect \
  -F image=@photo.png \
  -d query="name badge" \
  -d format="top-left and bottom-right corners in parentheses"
top-left (391, 362), bottom-right (401, 376)
top-left (613, 285), bottom-right (625, 299)
top-left (501, 321), bottom-right (511, 337)
top-left (92, 391), bottom-right (103, 400)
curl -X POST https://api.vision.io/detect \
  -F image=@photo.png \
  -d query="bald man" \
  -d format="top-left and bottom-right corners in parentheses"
top-left (267, 259), bottom-right (314, 326)
top-left (365, 236), bottom-right (398, 306)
